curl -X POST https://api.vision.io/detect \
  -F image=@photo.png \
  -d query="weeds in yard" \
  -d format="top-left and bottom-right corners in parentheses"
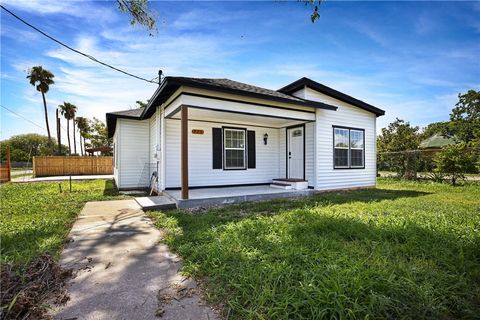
top-left (1, 180), bottom-right (126, 264)
top-left (0, 179), bottom-right (128, 318)
top-left (150, 179), bottom-right (480, 319)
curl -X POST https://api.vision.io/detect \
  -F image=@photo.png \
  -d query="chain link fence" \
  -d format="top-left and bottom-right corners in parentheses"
top-left (377, 147), bottom-right (479, 180)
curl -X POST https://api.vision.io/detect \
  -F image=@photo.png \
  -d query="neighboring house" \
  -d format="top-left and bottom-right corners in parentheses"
top-left (419, 133), bottom-right (456, 149)
top-left (106, 77), bottom-right (385, 199)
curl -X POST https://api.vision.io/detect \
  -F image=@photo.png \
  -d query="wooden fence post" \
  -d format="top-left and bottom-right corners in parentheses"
top-left (6, 146), bottom-right (10, 182)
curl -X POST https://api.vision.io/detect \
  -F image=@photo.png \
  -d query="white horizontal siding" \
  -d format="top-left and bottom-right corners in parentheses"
top-left (306, 88), bottom-right (377, 190)
top-left (117, 118), bottom-right (150, 189)
top-left (165, 120), bottom-right (282, 188)
top-left (305, 122), bottom-right (315, 187)
top-left (278, 128), bottom-right (286, 178)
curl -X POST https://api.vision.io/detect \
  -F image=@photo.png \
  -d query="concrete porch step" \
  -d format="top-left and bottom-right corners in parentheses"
top-left (270, 182), bottom-right (293, 190)
top-left (135, 195), bottom-right (177, 211)
top-left (272, 178), bottom-right (308, 190)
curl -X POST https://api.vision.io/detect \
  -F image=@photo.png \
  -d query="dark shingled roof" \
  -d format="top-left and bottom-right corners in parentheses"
top-left (141, 76), bottom-right (338, 119)
top-left (278, 77), bottom-right (385, 116)
top-left (107, 108), bottom-right (143, 118)
top-left (174, 77), bottom-right (307, 103)
top-left (106, 108), bottom-right (143, 137)
top-left (107, 76), bottom-right (385, 137)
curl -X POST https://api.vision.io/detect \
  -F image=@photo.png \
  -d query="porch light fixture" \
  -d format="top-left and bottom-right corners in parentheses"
top-left (263, 133), bottom-right (268, 145)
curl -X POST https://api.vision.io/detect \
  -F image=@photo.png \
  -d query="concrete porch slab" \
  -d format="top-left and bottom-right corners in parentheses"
top-left (165, 185), bottom-right (315, 209)
top-left (135, 195), bottom-right (177, 211)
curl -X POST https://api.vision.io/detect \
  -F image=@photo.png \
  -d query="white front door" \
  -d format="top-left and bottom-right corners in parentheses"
top-left (287, 126), bottom-right (304, 179)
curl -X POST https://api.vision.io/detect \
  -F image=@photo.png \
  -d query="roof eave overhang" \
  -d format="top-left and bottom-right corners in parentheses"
top-left (279, 77), bottom-right (385, 117)
top-left (141, 77), bottom-right (337, 120)
top-left (106, 113), bottom-right (142, 138)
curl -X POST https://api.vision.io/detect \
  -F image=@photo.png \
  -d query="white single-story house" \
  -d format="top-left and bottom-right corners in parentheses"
top-left (106, 76), bottom-right (385, 201)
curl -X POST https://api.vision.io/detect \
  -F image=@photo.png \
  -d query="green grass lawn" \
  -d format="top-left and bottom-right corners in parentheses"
top-left (1, 179), bottom-right (127, 265)
top-left (150, 179), bottom-right (480, 319)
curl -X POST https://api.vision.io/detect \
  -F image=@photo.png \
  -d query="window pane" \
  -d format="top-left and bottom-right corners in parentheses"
top-left (334, 128), bottom-right (349, 148)
top-left (334, 149), bottom-right (348, 167)
top-left (225, 129), bottom-right (245, 149)
top-left (225, 149), bottom-right (244, 168)
top-left (351, 149), bottom-right (364, 167)
top-left (350, 130), bottom-right (364, 149)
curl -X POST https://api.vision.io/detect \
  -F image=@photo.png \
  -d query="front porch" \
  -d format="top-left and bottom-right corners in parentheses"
top-left (136, 184), bottom-right (315, 210)
top-left (162, 95), bottom-right (317, 199)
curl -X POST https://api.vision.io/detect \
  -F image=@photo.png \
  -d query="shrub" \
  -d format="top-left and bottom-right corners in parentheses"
top-left (433, 143), bottom-right (477, 185)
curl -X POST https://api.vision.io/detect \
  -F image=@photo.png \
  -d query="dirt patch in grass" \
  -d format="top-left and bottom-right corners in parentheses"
top-left (1, 254), bottom-right (72, 319)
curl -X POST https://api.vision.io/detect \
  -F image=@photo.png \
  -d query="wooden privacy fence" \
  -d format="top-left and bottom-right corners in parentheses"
top-left (33, 156), bottom-right (113, 177)
top-left (0, 146), bottom-right (11, 183)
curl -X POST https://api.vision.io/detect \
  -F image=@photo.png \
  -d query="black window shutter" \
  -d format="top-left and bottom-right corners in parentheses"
top-left (247, 130), bottom-right (256, 169)
top-left (212, 128), bottom-right (223, 169)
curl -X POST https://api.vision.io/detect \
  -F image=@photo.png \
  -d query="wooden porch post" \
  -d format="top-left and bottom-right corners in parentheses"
top-left (181, 105), bottom-right (189, 199)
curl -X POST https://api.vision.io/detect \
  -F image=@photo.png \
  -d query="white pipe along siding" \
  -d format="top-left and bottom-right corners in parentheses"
top-left (298, 87), bottom-right (377, 190)
top-left (115, 118), bottom-right (150, 189)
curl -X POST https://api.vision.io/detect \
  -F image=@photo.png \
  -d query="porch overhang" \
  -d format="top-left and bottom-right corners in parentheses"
top-left (171, 102), bottom-right (314, 200)
top-left (164, 93), bottom-right (316, 128)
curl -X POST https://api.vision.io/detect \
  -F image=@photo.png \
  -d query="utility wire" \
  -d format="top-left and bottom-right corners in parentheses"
top-left (0, 4), bottom-right (159, 85)
top-left (0, 104), bottom-right (47, 131)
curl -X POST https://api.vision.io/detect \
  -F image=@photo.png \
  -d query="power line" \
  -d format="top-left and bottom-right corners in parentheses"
top-left (0, 4), bottom-right (159, 85)
top-left (0, 104), bottom-right (47, 131)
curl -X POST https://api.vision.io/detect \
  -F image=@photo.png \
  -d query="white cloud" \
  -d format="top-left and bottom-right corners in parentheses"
top-left (1, 0), bottom-right (118, 23)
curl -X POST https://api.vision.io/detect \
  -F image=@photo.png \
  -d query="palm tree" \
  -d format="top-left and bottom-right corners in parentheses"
top-left (59, 102), bottom-right (77, 155)
top-left (72, 109), bottom-right (78, 155)
top-left (56, 108), bottom-right (62, 155)
top-left (27, 66), bottom-right (55, 147)
top-left (75, 117), bottom-right (90, 156)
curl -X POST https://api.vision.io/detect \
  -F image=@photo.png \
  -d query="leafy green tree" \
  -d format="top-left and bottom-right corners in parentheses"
top-left (59, 102), bottom-right (77, 155)
top-left (117, 0), bottom-right (157, 35)
top-left (434, 143), bottom-right (477, 186)
top-left (377, 118), bottom-right (420, 152)
top-left (304, 0), bottom-right (323, 22)
top-left (420, 121), bottom-right (450, 141)
top-left (135, 100), bottom-right (148, 108)
top-left (26, 66), bottom-right (55, 148)
top-left (0, 134), bottom-right (67, 162)
top-left (377, 118), bottom-right (421, 179)
top-left (444, 90), bottom-right (480, 144)
top-left (75, 117), bottom-right (90, 156)
top-left (116, 0), bottom-right (323, 36)
top-left (86, 118), bottom-right (112, 155)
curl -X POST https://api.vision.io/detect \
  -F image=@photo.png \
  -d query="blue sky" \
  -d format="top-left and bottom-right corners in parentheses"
top-left (1, 0), bottom-right (479, 143)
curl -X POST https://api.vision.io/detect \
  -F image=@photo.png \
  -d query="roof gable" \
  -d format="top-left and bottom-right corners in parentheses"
top-left (106, 108), bottom-right (143, 138)
top-left (141, 76), bottom-right (338, 119)
top-left (278, 77), bottom-right (385, 117)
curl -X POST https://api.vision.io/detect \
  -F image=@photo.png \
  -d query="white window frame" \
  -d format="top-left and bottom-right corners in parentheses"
top-left (350, 129), bottom-right (365, 168)
top-left (223, 128), bottom-right (246, 170)
top-left (333, 127), bottom-right (365, 169)
top-left (333, 128), bottom-right (350, 169)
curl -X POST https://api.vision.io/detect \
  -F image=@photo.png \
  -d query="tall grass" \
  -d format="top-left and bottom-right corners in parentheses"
top-left (150, 179), bottom-right (480, 319)
top-left (1, 180), bottom-right (127, 264)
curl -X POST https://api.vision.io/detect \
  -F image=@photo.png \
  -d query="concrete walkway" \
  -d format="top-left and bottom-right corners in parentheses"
top-left (55, 200), bottom-right (218, 320)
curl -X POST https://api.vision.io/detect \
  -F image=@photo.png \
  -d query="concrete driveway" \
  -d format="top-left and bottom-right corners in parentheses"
top-left (55, 200), bottom-right (218, 320)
